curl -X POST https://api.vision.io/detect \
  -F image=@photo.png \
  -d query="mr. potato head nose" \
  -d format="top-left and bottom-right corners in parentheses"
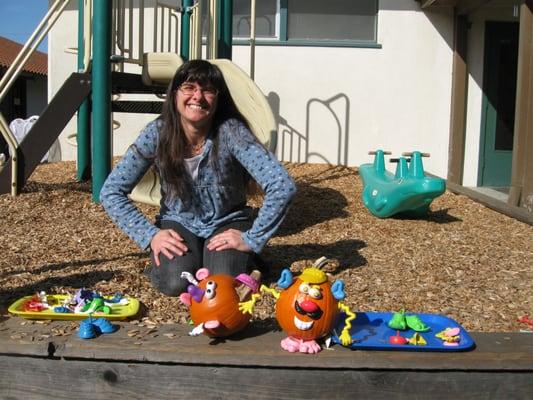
top-left (299, 299), bottom-right (319, 313)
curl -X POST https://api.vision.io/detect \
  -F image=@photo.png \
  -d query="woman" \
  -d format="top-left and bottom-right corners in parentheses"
top-left (100, 59), bottom-right (296, 296)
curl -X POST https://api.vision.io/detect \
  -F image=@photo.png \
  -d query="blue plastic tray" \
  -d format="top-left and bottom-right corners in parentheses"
top-left (332, 311), bottom-right (475, 351)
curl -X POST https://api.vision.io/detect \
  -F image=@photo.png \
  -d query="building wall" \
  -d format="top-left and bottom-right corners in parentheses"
top-left (48, 0), bottom-right (455, 178)
top-left (26, 75), bottom-right (47, 117)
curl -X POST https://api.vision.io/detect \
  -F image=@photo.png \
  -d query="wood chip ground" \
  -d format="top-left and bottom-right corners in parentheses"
top-left (0, 161), bottom-right (531, 332)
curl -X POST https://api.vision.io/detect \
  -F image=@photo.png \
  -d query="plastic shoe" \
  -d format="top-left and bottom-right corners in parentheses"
top-left (405, 315), bottom-right (431, 332)
top-left (388, 311), bottom-right (407, 330)
top-left (78, 319), bottom-right (98, 339)
top-left (92, 318), bottom-right (118, 334)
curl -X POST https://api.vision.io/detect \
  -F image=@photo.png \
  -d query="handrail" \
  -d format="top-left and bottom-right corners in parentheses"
top-left (81, 0), bottom-right (92, 72)
top-left (62, 0), bottom-right (92, 72)
top-left (0, 0), bottom-right (71, 195)
top-left (250, 0), bottom-right (256, 79)
top-left (113, 0), bottom-right (180, 67)
top-left (189, 1), bottom-right (202, 59)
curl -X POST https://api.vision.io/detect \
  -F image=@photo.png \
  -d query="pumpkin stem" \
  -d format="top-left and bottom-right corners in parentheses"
top-left (313, 256), bottom-right (330, 269)
top-left (235, 270), bottom-right (262, 301)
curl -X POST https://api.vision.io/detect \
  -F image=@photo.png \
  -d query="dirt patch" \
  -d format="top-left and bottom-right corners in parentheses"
top-left (0, 161), bottom-right (531, 332)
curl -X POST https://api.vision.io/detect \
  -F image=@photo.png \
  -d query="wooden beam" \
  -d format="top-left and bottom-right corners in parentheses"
top-left (0, 356), bottom-right (531, 399)
top-left (509, 0), bottom-right (533, 212)
top-left (420, 0), bottom-right (439, 8)
top-left (447, 13), bottom-right (468, 184)
top-left (447, 181), bottom-right (533, 224)
top-left (0, 317), bottom-right (532, 399)
top-left (456, 0), bottom-right (491, 15)
top-left (419, 0), bottom-right (459, 8)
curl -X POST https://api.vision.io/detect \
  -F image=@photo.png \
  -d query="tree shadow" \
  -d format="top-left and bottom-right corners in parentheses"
top-left (278, 183), bottom-right (351, 237)
top-left (0, 252), bottom-right (147, 278)
top-left (21, 180), bottom-right (92, 194)
top-left (261, 239), bottom-right (367, 283)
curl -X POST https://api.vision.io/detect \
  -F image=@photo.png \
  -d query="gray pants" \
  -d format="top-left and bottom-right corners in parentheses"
top-left (148, 219), bottom-right (254, 296)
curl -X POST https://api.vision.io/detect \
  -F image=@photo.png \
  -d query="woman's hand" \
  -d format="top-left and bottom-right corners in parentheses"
top-left (150, 229), bottom-right (188, 266)
top-left (207, 229), bottom-right (251, 252)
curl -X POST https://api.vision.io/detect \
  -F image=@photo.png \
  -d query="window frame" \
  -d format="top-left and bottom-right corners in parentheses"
top-left (232, 0), bottom-right (381, 48)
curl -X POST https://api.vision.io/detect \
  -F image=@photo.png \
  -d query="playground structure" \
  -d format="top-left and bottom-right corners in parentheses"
top-left (359, 150), bottom-right (446, 218)
top-left (0, 0), bottom-right (270, 205)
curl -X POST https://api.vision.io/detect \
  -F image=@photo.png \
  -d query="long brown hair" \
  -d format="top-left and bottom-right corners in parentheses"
top-left (157, 59), bottom-right (248, 202)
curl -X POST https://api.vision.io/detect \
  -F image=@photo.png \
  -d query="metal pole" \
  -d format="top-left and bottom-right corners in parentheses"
top-left (250, 0), bottom-right (256, 79)
top-left (181, 0), bottom-right (194, 60)
top-left (218, 0), bottom-right (232, 59)
top-left (77, 0), bottom-right (91, 181)
top-left (91, 0), bottom-right (112, 202)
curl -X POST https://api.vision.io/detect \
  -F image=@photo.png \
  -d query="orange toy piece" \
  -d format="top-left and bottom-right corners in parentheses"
top-left (179, 268), bottom-right (261, 338)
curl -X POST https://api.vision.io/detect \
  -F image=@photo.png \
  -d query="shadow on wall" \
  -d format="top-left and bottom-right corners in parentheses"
top-left (268, 92), bottom-right (350, 166)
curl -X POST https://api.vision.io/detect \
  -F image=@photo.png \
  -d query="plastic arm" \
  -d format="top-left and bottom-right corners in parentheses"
top-left (260, 284), bottom-right (280, 300)
top-left (238, 293), bottom-right (261, 315)
top-left (337, 302), bottom-right (356, 346)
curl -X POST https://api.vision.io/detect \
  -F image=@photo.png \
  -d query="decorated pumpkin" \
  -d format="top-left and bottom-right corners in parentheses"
top-left (274, 267), bottom-right (341, 341)
top-left (240, 257), bottom-right (355, 353)
top-left (179, 268), bottom-right (260, 338)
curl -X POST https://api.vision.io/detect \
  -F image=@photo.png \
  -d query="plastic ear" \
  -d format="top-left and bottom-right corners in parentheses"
top-left (196, 267), bottom-right (210, 281)
top-left (277, 269), bottom-right (293, 289)
top-left (179, 293), bottom-right (192, 307)
top-left (331, 280), bottom-right (346, 301)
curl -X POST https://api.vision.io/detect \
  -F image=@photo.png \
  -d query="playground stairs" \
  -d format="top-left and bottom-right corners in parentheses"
top-left (0, 71), bottom-right (166, 195)
top-left (0, 73), bottom-right (91, 194)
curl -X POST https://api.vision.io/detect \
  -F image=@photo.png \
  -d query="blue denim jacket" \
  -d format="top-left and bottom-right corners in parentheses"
top-left (100, 118), bottom-right (296, 253)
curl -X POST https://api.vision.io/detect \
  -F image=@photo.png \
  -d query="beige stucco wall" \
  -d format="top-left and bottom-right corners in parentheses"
top-left (47, 0), bottom-right (455, 178)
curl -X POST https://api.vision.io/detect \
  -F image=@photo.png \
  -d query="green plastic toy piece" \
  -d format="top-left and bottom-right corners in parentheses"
top-left (388, 311), bottom-right (407, 330)
top-left (405, 315), bottom-right (431, 332)
top-left (82, 298), bottom-right (110, 314)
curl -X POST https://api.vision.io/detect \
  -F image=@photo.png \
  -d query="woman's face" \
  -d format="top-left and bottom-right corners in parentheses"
top-left (175, 81), bottom-right (218, 130)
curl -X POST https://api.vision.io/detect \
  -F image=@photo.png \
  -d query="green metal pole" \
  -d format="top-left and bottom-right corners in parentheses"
top-left (218, 0), bottom-right (232, 59)
top-left (180, 0), bottom-right (194, 60)
top-left (91, 0), bottom-right (112, 202)
top-left (77, 0), bottom-right (91, 181)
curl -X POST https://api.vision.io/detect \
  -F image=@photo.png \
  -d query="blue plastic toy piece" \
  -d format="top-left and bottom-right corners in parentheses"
top-left (53, 306), bottom-right (72, 313)
top-left (77, 317), bottom-right (118, 339)
top-left (359, 150), bottom-right (446, 218)
top-left (78, 318), bottom-right (98, 339)
top-left (92, 317), bottom-right (118, 334)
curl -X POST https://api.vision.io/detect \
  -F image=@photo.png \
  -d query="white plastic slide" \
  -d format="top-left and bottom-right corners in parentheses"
top-left (128, 55), bottom-right (277, 207)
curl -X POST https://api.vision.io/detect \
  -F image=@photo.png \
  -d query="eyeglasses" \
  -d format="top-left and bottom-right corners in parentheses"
top-left (177, 83), bottom-right (218, 99)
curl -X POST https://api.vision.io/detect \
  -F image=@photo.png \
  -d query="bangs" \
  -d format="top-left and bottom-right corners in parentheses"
top-left (173, 60), bottom-right (225, 91)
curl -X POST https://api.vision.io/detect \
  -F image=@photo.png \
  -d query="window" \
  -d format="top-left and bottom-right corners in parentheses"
top-left (233, 0), bottom-right (277, 39)
top-left (233, 0), bottom-right (378, 45)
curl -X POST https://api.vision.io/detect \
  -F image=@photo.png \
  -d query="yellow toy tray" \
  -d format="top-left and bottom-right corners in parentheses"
top-left (8, 294), bottom-right (140, 321)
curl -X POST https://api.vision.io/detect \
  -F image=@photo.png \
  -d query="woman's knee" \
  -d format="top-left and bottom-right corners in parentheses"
top-left (148, 253), bottom-right (194, 296)
top-left (203, 249), bottom-right (252, 276)
top-left (150, 272), bottom-right (188, 296)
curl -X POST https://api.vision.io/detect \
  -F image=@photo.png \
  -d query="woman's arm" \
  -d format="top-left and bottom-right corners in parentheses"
top-left (99, 120), bottom-right (161, 250)
top-left (224, 119), bottom-right (297, 253)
